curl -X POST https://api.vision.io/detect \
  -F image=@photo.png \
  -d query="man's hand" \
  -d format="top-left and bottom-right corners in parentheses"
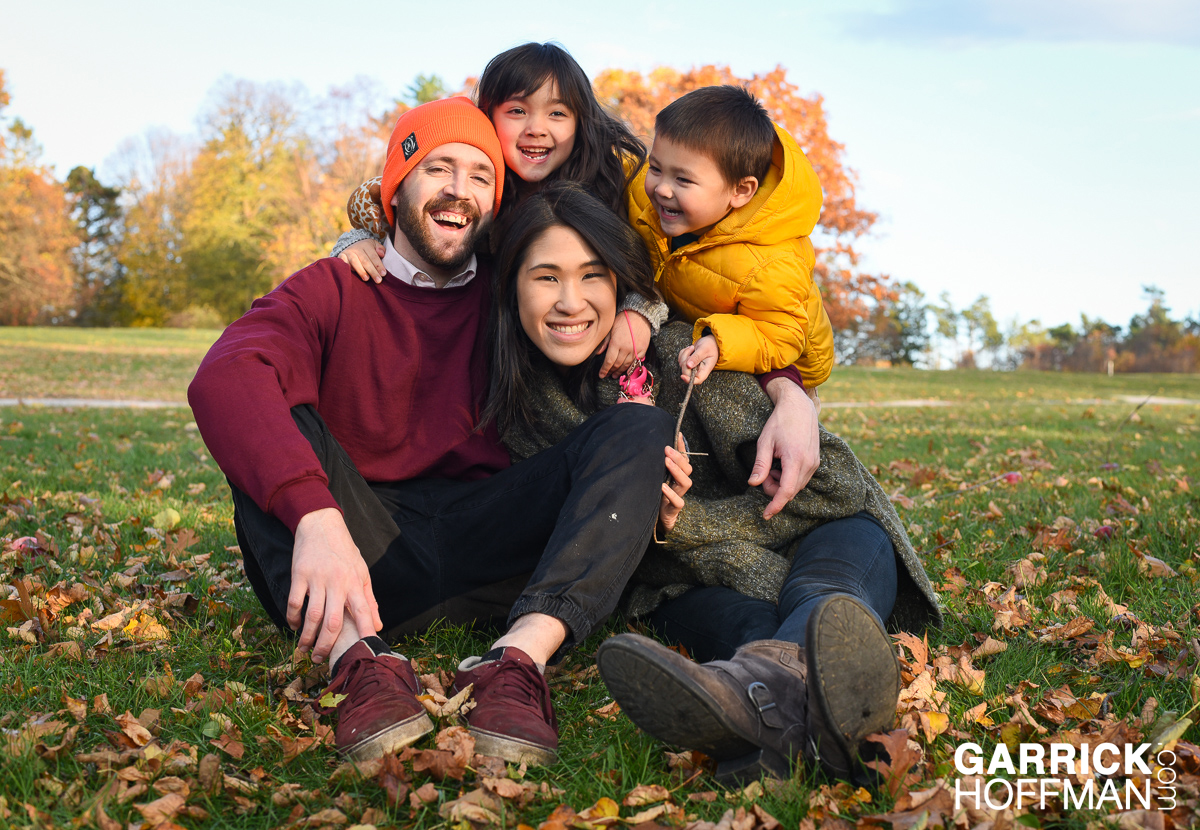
top-left (748, 379), bottom-right (819, 520)
top-left (678, 334), bottom-right (719, 385)
top-left (288, 508), bottom-right (382, 662)
top-left (338, 240), bottom-right (387, 284)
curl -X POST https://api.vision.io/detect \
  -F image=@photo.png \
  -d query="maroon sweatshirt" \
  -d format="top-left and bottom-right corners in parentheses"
top-left (188, 258), bottom-right (511, 533)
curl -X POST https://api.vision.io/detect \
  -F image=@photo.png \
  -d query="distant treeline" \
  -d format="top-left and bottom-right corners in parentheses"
top-left (1, 67), bottom-right (1195, 373)
top-left (840, 284), bottom-right (1199, 374)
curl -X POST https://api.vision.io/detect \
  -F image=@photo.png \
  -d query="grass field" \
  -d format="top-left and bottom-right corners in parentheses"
top-left (2, 328), bottom-right (1199, 829)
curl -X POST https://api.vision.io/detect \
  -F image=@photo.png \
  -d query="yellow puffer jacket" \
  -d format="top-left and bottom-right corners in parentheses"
top-left (626, 124), bottom-right (834, 386)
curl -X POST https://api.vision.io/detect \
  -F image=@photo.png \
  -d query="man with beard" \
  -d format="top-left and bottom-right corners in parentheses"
top-left (189, 98), bottom-right (673, 766)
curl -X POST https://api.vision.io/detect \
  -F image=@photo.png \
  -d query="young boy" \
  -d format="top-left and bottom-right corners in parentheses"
top-left (626, 85), bottom-right (833, 397)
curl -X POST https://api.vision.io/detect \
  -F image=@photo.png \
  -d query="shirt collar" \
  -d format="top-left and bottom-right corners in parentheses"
top-left (382, 235), bottom-right (477, 289)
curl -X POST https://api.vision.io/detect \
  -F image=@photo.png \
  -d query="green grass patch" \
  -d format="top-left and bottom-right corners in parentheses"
top-left (1, 342), bottom-right (1199, 827)
top-left (0, 328), bottom-right (220, 402)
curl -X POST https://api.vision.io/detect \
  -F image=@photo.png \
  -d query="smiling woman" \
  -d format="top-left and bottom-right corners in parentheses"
top-left (484, 181), bottom-right (658, 434)
top-left (516, 225), bottom-right (617, 369)
top-left (483, 181), bottom-right (940, 788)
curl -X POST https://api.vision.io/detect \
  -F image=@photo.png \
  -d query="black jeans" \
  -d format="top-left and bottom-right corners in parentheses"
top-left (646, 513), bottom-right (898, 663)
top-left (232, 403), bottom-right (675, 660)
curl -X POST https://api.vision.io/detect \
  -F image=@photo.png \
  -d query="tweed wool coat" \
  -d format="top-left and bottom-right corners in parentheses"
top-left (500, 323), bottom-right (942, 633)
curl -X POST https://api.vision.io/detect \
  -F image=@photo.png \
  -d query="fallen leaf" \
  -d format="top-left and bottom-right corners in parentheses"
top-left (865, 730), bottom-right (923, 798)
top-left (115, 711), bottom-right (153, 747)
top-left (134, 792), bottom-right (185, 826)
top-left (623, 784), bottom-right (670, 806)
top-left (971, 637), bottom-right (1007, 658)
top-left (151, 508), bottom-right (182, 531)
top-left (483, 776), bottom-right (526, 799)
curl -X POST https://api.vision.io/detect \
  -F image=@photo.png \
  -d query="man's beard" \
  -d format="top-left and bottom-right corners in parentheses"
top-left (394, 195), bottom-right (484, 272)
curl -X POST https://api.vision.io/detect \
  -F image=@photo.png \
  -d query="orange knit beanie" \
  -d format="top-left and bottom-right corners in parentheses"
top-left (380, 97), bottom-right (505, 227)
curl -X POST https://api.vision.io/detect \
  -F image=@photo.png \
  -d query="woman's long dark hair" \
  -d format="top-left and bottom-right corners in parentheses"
top-left (476, 42), bottom-right (646, 216)
top-left (483, 181), bottom-right (658, 435)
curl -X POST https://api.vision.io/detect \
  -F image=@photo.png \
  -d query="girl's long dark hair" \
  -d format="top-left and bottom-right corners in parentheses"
top-left (476, 42), bottom-right (646, 216)
top-left (483, 182), bottom-right (658, 435)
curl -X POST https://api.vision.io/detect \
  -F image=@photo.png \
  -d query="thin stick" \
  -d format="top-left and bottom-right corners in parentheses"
top-left (1113, 388), bottom-right (1162, 434)
top-left (674, 368), bottom-right (697, 448)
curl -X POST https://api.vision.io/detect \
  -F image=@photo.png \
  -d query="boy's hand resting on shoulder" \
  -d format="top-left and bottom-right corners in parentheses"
top-left (338, 239), bottom-right (388, 284)
top-left (678, 334), bottom-right (719, 384)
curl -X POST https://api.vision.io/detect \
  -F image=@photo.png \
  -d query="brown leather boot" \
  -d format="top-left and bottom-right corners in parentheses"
top-left (804, 595), bottom-right (901, 781)
top-left (596, 634), bottom-right (808, 783)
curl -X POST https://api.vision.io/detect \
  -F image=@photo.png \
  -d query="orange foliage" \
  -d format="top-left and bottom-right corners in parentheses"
top-left (594, 65), bottom-right (892, 333)
top-left (0, 71), bottom-right (77, 324)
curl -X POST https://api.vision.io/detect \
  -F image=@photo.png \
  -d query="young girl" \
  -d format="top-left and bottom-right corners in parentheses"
top-left (334, 42), bottom-right (663, 377)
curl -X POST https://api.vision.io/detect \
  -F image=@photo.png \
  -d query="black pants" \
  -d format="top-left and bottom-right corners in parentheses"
top-left (232, 404), bottom-right (675, 660)
top-left (646, 513), bottom-right (898, 663)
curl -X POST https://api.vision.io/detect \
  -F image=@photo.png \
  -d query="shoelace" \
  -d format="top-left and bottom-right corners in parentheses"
top-left (319, 654), bottom-right (417, 713)
top-left (477, 660), bottom-right (555, 724)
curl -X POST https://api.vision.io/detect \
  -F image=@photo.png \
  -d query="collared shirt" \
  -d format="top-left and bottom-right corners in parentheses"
top-left (381, 236), bottom-right (477, 289)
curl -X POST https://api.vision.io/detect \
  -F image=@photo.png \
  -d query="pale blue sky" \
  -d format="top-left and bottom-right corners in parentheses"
top-left (2, 0), bottom-right (1198, 330)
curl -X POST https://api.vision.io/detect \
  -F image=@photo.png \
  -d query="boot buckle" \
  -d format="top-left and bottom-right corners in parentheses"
top-left (746, 681), bottom-right (776, 714)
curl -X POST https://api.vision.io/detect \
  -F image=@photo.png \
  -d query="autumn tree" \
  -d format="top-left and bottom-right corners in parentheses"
top-left (594, 65), bottom-right (891, 340)
top-left (848, 281), bottom-right (930, 367)
top-left (0, 69), bottom-right (78, 324)
top-left (107, 128), bottom-right (194, 326)
top-left (66, 166), bottom-right (123, 325)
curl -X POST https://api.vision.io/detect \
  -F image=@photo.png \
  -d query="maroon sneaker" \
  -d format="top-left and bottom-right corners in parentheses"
top-left (319, 638), bottom-right (434, 761)
top-left (452, 647), bottom-right (558, 766)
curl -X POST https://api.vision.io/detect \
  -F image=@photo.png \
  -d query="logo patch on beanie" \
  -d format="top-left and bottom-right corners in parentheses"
top-left (401, 132), bottom-right (419, 161)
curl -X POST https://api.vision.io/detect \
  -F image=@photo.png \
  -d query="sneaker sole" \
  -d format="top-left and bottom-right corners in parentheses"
top-left (595, 634), bottom-right (758, 760)
top-left (469, 727), bottom-right (558, 766)
top-left (806, 596), bottom-right (900, 774)
top-left (342, 711), bottom-right (435, 762)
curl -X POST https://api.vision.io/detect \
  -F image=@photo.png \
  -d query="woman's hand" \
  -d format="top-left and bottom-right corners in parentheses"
top-left (658, 434), bottom-right (693, 535)
top-left (339, 240), bottom-right (387, 283)
top-left (601, 310), bottom-right (652, 378)
top-left (678, 334), bottom-right (719, 384)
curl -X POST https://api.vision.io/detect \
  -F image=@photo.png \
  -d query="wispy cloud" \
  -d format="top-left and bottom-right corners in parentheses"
top-left (839, 0), bottom-right (1200, 46)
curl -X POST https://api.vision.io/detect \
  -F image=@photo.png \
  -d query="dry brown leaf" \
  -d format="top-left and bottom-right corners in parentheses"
top-left (198, 753), bottom-right (222, 795)
top-left (867, 781), bottom-right (958, 830)
top-left (623, 784), bottom-right (671, 806)
top-left (751, 804), bottom-right (781, 830)
top-left (439, 788), bottom-right (501, 825)
top-left (1135, 550), bottom-right (1179, 578)
top-left (483, 776), bottom-right (527, 799)
top-left (211, 731), bottom-right (244, 759)
top-left (892, 632), bottom-right (928, 667)
top-left (578, 796), bottom-right (620, 823)
top-left (948, 654), bottom-right (986, 695)
top-left (115, 711), bottom-right (153, 747)
top-left (134, 792), bottom-right (185, 826)
top-left (865, 730), bottom-right (923, 798)
top-left (918, 711), bottom-right (949, 742)
top-left (626, 803), bottom-right (669, 824)
top-left (62, 695), bottom-right (87, 722)
top-left (971, 636), bottom-right (1007, 658)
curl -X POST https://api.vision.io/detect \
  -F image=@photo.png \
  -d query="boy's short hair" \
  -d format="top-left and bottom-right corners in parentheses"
top-left (655, 86), bottom-right (775, 186)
